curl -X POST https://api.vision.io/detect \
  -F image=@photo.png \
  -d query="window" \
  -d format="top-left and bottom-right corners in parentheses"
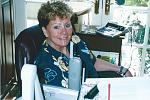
top-left (112, 0), bottom-right (150, 76)
top-left (125, 0), bottom-right (149, 7)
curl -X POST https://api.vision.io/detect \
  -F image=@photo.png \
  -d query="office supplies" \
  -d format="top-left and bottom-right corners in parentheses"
top-left (108, 83), bottom-right (111, 100)
top-left (84, 84), bottom-right (99, 99)
top-left (70, 41), bottom-right (73, 58)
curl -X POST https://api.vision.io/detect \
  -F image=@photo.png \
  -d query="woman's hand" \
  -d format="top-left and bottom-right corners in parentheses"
top-left (118, 66), bottom-right (133, 77)
top-left (124, 70), bottom-right (133, 77)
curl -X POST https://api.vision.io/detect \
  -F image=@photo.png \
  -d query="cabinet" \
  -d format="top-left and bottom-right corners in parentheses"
top-left (77, 33), bottom-right (124, 65)
top-left (1, 0), bottom-right (16, 99)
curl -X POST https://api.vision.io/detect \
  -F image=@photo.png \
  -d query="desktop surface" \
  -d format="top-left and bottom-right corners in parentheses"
top-left (79, 77), bottom-right (150, 100)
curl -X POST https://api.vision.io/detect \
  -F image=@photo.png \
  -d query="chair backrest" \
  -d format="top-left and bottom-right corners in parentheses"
top-left (15, 25), bottom-right (46, 89)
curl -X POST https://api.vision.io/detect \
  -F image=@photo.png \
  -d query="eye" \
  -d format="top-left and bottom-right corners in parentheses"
top-left (53, 25), bottom-right (61, 29)
top-left (65, 23), bottom-right (72, 29)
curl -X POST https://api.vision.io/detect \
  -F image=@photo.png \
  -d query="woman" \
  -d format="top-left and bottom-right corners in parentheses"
top-left (35, 1), bottom-right (132, 88)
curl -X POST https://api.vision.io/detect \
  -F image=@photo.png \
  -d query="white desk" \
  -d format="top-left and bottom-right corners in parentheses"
top-left (79, 77), bottom-right (150, 100)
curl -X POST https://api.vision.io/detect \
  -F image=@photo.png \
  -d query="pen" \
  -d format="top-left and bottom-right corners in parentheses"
top-left (108, 83), bottom-right (111, 100)
top-left (82, 68), bottom-right (85, 83)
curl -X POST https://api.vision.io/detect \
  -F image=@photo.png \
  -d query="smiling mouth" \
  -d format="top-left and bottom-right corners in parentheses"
top-left (58, 37), bottom-right (68, 41)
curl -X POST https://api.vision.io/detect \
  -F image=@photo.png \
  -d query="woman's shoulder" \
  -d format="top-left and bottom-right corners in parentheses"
top-left (35, 46), bottom-right (53, 65)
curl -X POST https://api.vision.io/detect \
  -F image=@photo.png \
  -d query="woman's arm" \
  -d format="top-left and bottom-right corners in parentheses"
top-left (94, 58), bottom-right (133, 77)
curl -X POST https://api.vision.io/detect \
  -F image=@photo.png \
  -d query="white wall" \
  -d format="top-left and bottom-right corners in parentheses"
top-left (13, 0), bottom-right (26, 38)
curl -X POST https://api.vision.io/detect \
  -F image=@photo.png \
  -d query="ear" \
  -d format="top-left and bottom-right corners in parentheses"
top-left (42, 27), bottom-right (48, 37)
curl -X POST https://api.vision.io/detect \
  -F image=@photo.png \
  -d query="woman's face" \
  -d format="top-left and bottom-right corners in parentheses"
top-left (45, 16), bottom-right (73, 49)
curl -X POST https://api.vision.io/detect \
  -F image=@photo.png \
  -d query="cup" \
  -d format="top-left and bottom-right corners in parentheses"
top-left (68, 57), bottom-right (82, 91)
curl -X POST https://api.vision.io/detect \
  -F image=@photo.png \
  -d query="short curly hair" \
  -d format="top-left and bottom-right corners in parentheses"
top-left (37, 1), bottom-right (73, 27)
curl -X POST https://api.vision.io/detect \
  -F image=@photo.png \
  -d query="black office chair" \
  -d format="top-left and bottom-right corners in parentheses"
top-left (15, 25), bottom-right (46, 90)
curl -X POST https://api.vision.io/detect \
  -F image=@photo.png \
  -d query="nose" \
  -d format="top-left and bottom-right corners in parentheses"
top-left (61, 27), bottom-right (67, 34)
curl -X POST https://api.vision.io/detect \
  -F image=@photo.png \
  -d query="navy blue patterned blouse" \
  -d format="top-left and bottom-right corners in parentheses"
top-left (35, 35), bottom-right (98, 88)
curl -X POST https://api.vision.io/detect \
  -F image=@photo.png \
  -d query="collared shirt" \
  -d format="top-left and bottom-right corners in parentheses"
top-left (35, 36), bottom-right (98, 88)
